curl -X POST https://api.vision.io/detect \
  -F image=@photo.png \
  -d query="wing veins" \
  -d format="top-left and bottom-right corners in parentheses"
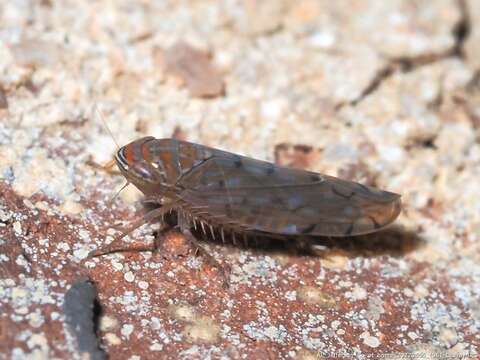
top-left (193, 180), bottom-right (327, 193)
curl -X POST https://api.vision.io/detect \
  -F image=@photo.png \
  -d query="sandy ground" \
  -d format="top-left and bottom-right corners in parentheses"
top-left (0, 1), bottom-right (479, 359)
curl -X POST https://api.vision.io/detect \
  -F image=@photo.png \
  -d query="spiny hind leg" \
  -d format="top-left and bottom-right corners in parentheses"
top-left (178, 219), bottom-right (230, 288)
top-left (89, 202), bottom-right (177, 257)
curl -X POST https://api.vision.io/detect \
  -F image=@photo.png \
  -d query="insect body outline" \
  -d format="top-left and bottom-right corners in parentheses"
top-left (100, 137), bottom-right (401, 252)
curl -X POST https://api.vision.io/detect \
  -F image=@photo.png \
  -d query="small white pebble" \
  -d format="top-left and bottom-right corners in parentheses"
top-left (28, 311), bottom-right (44, 328)
top-left (124, 271), bottom-right (135, 282)
top-left (15, 307), bottom-right (28, 315)
top-left (104, 333), bottom-right (121, 345)
top-left (138, 281), bottom-right (149, 290)
top-left (100, 315), bottom-right (118, 331)
top-left (414, 284), bottom-right (429, 299)
top-left (121, 324), bottom-right (134, 339)
top-left (112, 262), bottom-right (123, 271)
top-left (34, 201), bottom-right (49, 211)
top-left (27, 333), bottom-right (48, 350)
top-left (73, 248), bottom-right (89, 261)
top-left (61, 199), bottom-right (83, 215)
top-left (23, 199), bottom-right (35, 209)
top-left (13, 221), bottom-right (22, 235)
top-left (285, 291), bottom-right (296, 301)
top-left (339, 280), bottom-right (352, 287)
top-left (261, 99), bottom-right (285, 120)
top-left (78, 229), bottom-right (90, 241)
top-left (309, 31), bottom-right (336, 48)
top-left (11, 287), bottom-right (28, 300)
top-left (57, 242), bottom-right (70, 251)
top-left (363, 335), bottom-right (381, 348)
top-left (408, 331), bottom-right (419, 340)
top-left (351, 286), bottom-right (367, 301)
top-left (84, 260), bottom-right (97, 269)
top-left (149, 343), bottom-right (163, 351)
top-left (150, 317), bottom-right (161, 330)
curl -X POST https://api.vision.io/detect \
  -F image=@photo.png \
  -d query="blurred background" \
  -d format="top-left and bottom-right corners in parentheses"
top-left (0, 1), bottom-right (479, 359)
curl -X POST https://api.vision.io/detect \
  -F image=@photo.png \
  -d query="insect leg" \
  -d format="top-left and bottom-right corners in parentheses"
top-left (181, 228), bottom-right (230, 289)
top-left (243, 233), bottom-right (248, 247)
top-left (200, 221), bottom-right (206, 235)
top-left (208, 224), bottom-right (215, 240)
top-left (220, 227), bottom-right (225, 243)
top-left (89, 202), bottom-right (178, 257)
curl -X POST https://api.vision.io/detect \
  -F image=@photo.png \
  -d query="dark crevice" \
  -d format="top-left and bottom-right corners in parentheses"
top-left (393, 52), bottom-right (455, 73)
top-left (341, 0), bottom-right (472, 108)
top-left (407, 137), bottom-right (438, 152)
top-left (63, 279), bottom-right (107, 360)
top-left (452, 0), bottom-right (471, 58)
top-left (420, 137), bottom-right (437, 149)
top-left (92, 296), bottom-right (103, 343)
top-left (389, 0), bottom-right (470, 71)
top-left (349, 65), bottom-right (394, 106)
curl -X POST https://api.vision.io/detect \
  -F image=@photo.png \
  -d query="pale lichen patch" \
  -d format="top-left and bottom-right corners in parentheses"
top-left (346, 285), bottom-right (368, 301)
top-left (360, 331), bottom-right (381, 348)
top-left (297, 286), bottom-right (337, 309)
top-left (121, 324), bottom-right (134, 340)
top-left (169, 303), bottom-right (196, 322)
top-left (99, 315), bottom-right (119, 332)
top-left (104, 333), bottom-right (121, 346)
top-left (184, 316), bottom-right (221, 344)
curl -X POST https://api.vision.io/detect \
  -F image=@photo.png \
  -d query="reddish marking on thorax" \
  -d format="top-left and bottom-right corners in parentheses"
top-left (141, 143), bottom-right (151, 162)
top-left (160, 151), bottom-right (176, 176)
top-left (124, 143), bottom-right (135, 164)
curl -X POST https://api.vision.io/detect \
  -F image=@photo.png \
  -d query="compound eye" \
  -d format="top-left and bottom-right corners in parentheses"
top-left (131, 162), bottom-right (161, 183)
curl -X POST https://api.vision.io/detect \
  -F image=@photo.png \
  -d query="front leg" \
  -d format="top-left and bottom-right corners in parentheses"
top-left (89, 202), bottom-right (177, 257)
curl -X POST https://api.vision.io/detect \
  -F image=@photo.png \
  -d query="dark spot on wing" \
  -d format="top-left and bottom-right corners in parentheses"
top-left (234, 156), bottom-right (242, 168)
top-left (301, 224), bottom-right (316, 234)
top-left (345, 223), bottom-right (354, 236)
top-left (369, 216), bottom-right (381, 229)
top-left (332, 185), bottom-right (355, 199)
top-left (266, 164), bottom-right (275, 175)
top-left (310, 174), bottom-right (322, 182)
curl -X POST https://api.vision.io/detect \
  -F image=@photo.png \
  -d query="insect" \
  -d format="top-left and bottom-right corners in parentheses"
top-left (91, 137), bottom-right (401, 257)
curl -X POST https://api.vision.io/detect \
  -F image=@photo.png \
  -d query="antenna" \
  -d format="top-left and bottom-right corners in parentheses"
top-left (93, 103), bottom-right (120, 150)
top-left (111, 181), bottom-right (130, 201)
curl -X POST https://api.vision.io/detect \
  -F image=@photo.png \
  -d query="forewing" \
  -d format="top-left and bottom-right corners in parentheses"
top-left (179, 154), bottom-right (401, 237)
